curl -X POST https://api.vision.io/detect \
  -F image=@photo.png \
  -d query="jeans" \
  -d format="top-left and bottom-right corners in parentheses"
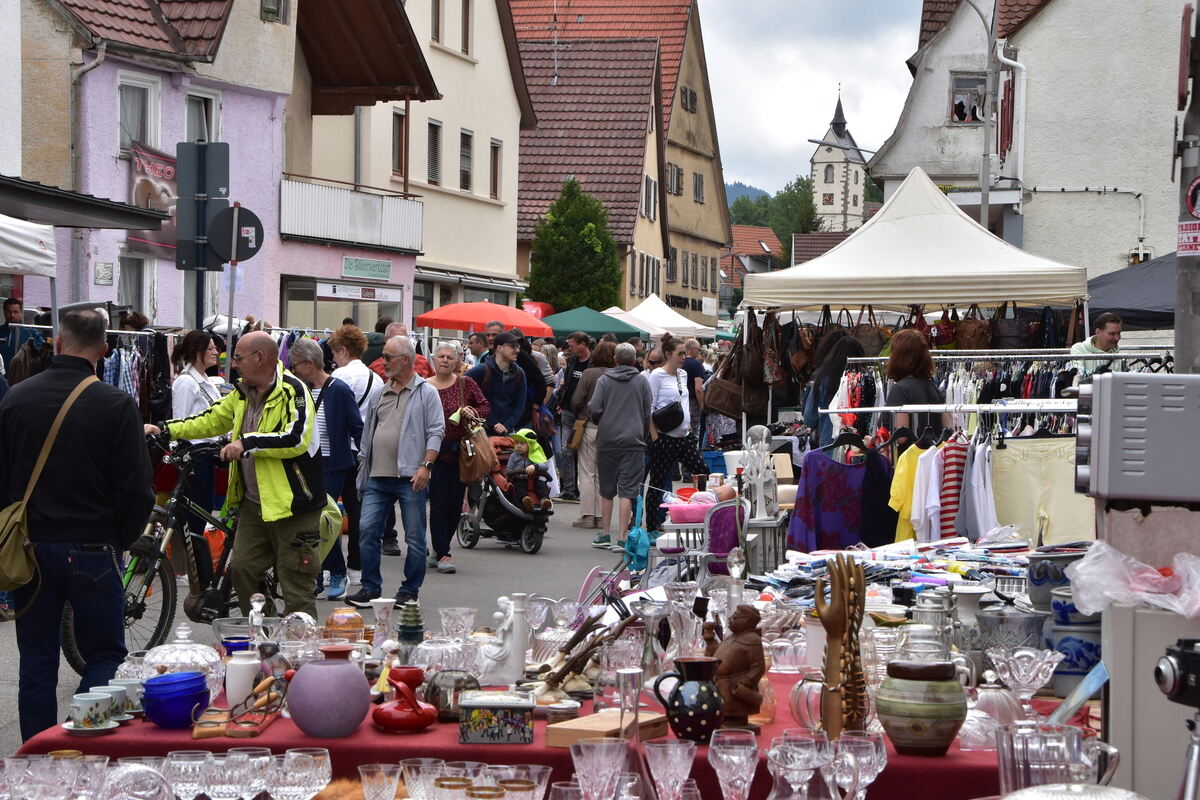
top-left (15, 541), bottom-right (126, 741)
top-left (558, 411), bottom-right (578, 496)
top-left (359, 476), bottom-right (429, 597)
top-left (320, 466), bottom-right (350, 576)
top-left (342, 466), bottom-right (362, 570)
top-left (182, 454), bottom-right (216, 538)
top-left (427, 459), bottom-right (464, 560)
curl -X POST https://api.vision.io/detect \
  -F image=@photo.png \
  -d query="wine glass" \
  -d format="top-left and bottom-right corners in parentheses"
top-left (569, 738), bottom-right (627, 800)
top-left (439, 608), bottom-right (477, 641)
top-left (644, 740), bottom-right (697, 800)
top-left (267, 755), bottom-right (311, 800)
top-left (285, 748), bottom-right (331, 800)
top-left (443, 762), bottom-right (487, 780)
top-left (678, 780), bottom-right (700, 800)
top-left (525, 597), bottom-right (553, 631)
top-left (12, 755), bottom-right (80, 800)
top-left (116, 758), bottom-right (165, 773)
top-left (431, 776), bottom-right (472, 800)
top-left (507, 766), bottom-right (553, 800)
top-left (767, 732), bottom-right (832, 800)
top-left (226, 748), bottom-right (272, 800)
top-left (100, 764), bottom-right (174, 800)
top-left (73, 755), bottom-right (110, 800)
top-left (547, 784), bottom-right (580, 800)
top-left (839, 730), bottom-right (886, 777)
top-left (161, 751), bottom-right (212, 800)
top-left (495, 778), bottom-right (537, 800)
top-left (358, 765), bottom-right (403, 800)
top-left (400, 760), bottom-right (445, 800)
top-left (615, 773), bottom-right (642, 800)
top-left (204, 754), bottom-right (252, 800)
top-left (708, 729), bottom-right (759, 800)
top-left (986, 647), bottom-right (1065, 721)
top-left (833, 739), bottom-right (878, 800)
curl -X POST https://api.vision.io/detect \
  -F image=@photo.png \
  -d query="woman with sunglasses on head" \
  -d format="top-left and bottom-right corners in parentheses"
top-left (645, 335), bottom-right (709, 532)
top-left (170, 330), bottom-right (223, 538)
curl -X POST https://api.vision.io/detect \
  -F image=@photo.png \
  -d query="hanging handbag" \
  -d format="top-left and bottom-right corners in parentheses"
top-left (651, 373), bottom-right (686, 433)
top-left (565, 418), bottom-right (587, 451)
top-left (740, 312), bottom-right (766, 389)
top-left (991, 301), bottom-right (1025, 349)
top-left (458, 406), bottom-right (498, 482)
top-left (956, 303), bottom-right (993, 350)
top-left (929, 306), bottom-right (959, 349)
top-left (783, 321), bottom-right (816, 380)
top-left (0, 375), bottom-right (98, 619)
top-left (851, 305), bottom-right (887, 356)
top-left (903, 305), bottom-right (931, 341)
top-left (704, 349), bottom-right (743, 418)
top-left (761, 312), bottom-right (787, 389)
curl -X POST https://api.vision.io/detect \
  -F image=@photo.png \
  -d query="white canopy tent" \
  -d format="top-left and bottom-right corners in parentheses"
top-left (625, 293), bottom-right (716, 338)
top-left (742, 166), bottom-right (1088, 311)
top-left (601, 306), bottom-right (670, 338)
top-left (0, 213), bottom-right (57, 278)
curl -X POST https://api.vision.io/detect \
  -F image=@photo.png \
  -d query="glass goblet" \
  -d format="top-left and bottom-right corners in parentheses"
top-left (204, 754), bottom-right (252, 800)
top-left (708, 729), bottom-right (759, 800)
top-left (73, 755), bottom-right (110, 800)
top-left (267, 755), bottom-right (311, 800)
top-left (225, 748), bottom-right (271, 800)
top-left (439, 608), bottom-right (477, 641)
top-left (839, 730), bottom-right (887, 782)
top-left (161, 751), bottom-right (212, 800)
top-left (508, 765), bottom-right (552, 800)
top-left (767, 732), bottom-right (832, 800)
top-left (547, 783), bottom-right (580, 800)
top-left (400, 760), bottom-right (445, 800)
top-left (833, 739), bottom-right (876, 800)
top-left (568, 738), bottom-right (627, 800)
top-left (644, 740), bottom-right (697, 800)
top-left (986, 647), bottom-right (1065, 721)
top-left (100, 764), bottom-right (173, 800)
top-left (358, 764), bottom-right (403, 800)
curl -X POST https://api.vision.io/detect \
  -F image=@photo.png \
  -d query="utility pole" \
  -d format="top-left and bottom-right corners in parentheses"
top-left (979, 0), bottom-right (999, 229)
top-left (1179, 2), bottom-right (1200, 375)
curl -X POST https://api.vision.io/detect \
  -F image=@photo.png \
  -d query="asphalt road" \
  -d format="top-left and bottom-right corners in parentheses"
top-left (0, 500), bottom-right (617, 756)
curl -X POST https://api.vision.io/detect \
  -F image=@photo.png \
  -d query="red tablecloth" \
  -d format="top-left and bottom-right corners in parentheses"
top-left (20, 673), bottom-right (1002, 799)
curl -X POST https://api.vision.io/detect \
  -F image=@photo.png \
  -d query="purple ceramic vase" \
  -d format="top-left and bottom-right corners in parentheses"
top-left (286, 656), bottom-right (371, 738)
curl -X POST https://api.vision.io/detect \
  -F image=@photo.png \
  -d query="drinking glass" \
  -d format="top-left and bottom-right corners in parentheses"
top-left (431, 776), bottom-right (473, 800)
top-left (267, 755), bottom-right (311, 800)
top-left (569, 738), bottom-right (628, 800)
top-left (708, 729), bottom-right (759, 800)
top-left (996, 722), bottom-right (1120, 793)
top-left (833, 739), bottom-right (879, 800)
top-left (986, 648), bottom-right (1066, 722)
top-left (225, 748), bottom-right (272, 799)
top-left (400, 760), bottom-right (446, 800)
top-left (285, 748), bottom-right (331, 799)
top-left (204, 754), bottom-right (252, 800)
top-left (766, 732), bottom-right (832, 800)
top-left (678, 780), bottom-right (700, 800)
top-left (439, 608), bottom-right (478, 641)
top-left (73, 756), bottom-right (110, 800)
top-left (10, 755), bottom-right (79, 800)
top-left (525, 598), bottom-right (553, 631)
top-left (465, 789), bottom-right (504, 800)
top-left (507, 766), bottom-right (552, 800)
top-left (547, 783), bottom-right (580, 800)
top-left (615, 773), bottom-right (642, 800)
top-left (161, 751), bottom-right (212, 800)
top-left (358, 764), bottom-right (403, 800)
top-left (496, 778), bottom-right (537, 800)
top-left (116, 758), bottom-right (165, 773)
top-left (644, 740), bottom-right (697, 800)
top-left (443, 762), bottom-right (487, 780)
top-left (100, 764), bottom-right (173, 800)
top-left (838, 730), bottom-right (886, 792)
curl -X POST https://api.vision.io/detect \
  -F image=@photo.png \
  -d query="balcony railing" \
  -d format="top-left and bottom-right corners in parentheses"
top-left (280, 174), bottom-right (422, 253)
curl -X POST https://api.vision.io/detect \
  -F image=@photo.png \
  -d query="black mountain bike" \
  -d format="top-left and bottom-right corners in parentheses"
top-left (61, 436), bottom-right (278, 675)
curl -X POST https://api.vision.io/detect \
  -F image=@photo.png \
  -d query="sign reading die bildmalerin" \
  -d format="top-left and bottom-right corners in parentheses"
top-left (342, 256), bottom-right (392, 281)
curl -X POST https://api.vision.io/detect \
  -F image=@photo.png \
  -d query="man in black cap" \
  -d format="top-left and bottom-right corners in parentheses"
top-left (465, 331), bottom-right (527, 435)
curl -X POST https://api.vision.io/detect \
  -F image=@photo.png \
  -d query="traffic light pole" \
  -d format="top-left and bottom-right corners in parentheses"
top-left (1180, 3), bottom-right (1200, 375)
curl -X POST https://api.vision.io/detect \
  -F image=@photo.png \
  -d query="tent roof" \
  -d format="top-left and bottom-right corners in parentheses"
top-left (627, 293), bottom-right (716, 337)
top-left (0, 214), bottom-right (56, 278)
top-left (542, 307), bottom-right (648, 339)
top-left (601, 306), bottom-right (669, 338)
top-left (742, 166), bottom-right (1088, 311)
top-left (1087, 252), bottom-right (1175, 331)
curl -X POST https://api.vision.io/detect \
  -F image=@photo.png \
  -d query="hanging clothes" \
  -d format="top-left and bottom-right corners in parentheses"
top-left (991, 438), bottom-right (1093, 545)
top-left (889, 444), bottom-right (927, 543)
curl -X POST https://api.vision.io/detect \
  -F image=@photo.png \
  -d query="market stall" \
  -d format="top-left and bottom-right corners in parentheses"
top-left (541, 306), bottom-right (647, 339)
top-left (623, 293), bottom-right (716, 339)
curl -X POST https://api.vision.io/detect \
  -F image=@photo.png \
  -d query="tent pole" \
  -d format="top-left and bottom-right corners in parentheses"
top-left (1082, 298), bottom-right (1090, 335)
top-left (49, 277), bottom-right (58, 341)
top-left (741, 308), bottom-right (749, 435)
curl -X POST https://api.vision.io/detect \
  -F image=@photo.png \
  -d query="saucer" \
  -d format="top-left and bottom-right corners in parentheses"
top-left (110, 712), bottom-right (135, 722)
top-left (62, 720), bottom-right (119, 736)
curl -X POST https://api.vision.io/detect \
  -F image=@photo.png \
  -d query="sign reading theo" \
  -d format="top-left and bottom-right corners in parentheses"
top-left (342, 256), bottom-right (392, 281)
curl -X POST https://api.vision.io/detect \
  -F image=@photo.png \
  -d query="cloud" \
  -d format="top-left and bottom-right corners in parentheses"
top-left (701, 0), bottom-right (924, 194)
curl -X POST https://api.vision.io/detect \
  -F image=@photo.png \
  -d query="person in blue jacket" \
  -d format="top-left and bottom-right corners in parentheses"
top-left (803, 334), bottom-right (865, 447)
top-left (288, 337), bottom-right (363, 600)
top-left (466, 332), bottom-right (527, 436)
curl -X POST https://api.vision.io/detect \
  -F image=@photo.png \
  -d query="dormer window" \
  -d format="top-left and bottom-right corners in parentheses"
top-left (950, 74), bottom-right (985, 124)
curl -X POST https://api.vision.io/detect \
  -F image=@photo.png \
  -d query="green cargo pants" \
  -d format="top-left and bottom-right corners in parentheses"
top-left (231, 499), bottom-right (322, 620)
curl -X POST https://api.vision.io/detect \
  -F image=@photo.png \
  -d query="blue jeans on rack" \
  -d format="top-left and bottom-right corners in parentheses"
top-left (358, 477), bottom-right (428, 598)
top-left (15, 540), bottom-right (127, 741)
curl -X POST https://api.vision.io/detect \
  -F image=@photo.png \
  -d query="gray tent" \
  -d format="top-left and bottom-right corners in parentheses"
top-left (1087, 252), bottom-right (1175, 330)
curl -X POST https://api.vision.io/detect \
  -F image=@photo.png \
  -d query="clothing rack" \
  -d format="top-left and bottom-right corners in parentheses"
top-left (9, 322), bottom-right (158, 338)
top-left (845, 350), bottom-right (1170, 365)
top-left (818, 399), bottom-right (1078, 415)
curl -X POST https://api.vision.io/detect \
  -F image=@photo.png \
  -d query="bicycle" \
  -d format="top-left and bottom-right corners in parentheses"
top-left (60, 435), bottom-right (279, 675)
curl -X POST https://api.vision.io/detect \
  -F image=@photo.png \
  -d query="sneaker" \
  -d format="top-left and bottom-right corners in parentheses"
top-left (345, 589), bottom-right (381, 608)
top-left (572, 515), bottom-right (595, 529)
top-left (591, 533), bottom-right (611, 548)
top-left (610, 540), bottom-right (627, 553)
top-left (382, 540), bottom-right (403, 557)
top-left (326, 573), bottom-right (348, 600)
top-left (347, 569), bottom-right (361, 587)
top-left (427, 555), bottom-right (439, 570)
top-left (436, 556), bottom-right (456, 574)
top-left (393, 592), bottom-right (418, 609)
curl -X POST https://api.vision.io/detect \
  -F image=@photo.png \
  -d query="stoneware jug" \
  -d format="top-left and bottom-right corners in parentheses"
top-left (874, 659), bottom-right (968, 756)
top-left (652, 656), bottom-right (724, 741)
top-left (286, 645), bottom-right (370, 738)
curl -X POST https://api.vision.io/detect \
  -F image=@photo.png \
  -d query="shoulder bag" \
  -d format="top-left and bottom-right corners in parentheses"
top-left (457, 400), bottom-right (498, 482)
top-left (992, 302), bottom-right (1025, 349)
top-left (762, 312), bottom-right (787, 389)
top-left (704, 351), bottom-right (743, 419)
top-left (851, 305), bottom-right (887, 356)
top-left (929, 306), bottom-right (959, 349)
top-left (956, 304), bottom-right (993, 350)
top-left (650, 372), bottom-right (686, 433)
top-left (0, 375), bottom-right (99, 619)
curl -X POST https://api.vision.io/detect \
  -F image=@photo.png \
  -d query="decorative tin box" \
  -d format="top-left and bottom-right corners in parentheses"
top-left (457, 690), bottom-right (535, 744)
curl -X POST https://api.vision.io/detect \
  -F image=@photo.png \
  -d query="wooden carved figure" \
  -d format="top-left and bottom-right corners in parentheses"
top-left (814, 554), bottom-right (868, 738)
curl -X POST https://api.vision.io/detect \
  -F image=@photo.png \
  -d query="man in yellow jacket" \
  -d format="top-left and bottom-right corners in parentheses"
top-left (146, 331), bottom-right (326, 618)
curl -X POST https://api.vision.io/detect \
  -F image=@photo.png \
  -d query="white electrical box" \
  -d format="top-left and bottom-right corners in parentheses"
top-left (1075, 373), bottom-right (1200, 502)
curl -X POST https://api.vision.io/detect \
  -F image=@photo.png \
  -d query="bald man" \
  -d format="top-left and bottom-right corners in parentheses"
top-left (369, 322), bottom-right (433, 379)
top-left (147, 330), bottom-right (326, 618)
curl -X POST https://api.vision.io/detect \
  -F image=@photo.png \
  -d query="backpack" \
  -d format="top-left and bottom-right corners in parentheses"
top-left (0, 375), bottom-right (99, 619)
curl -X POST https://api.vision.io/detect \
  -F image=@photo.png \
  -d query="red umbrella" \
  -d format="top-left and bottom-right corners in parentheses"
top-left (415, 301), bottom-right (553, 338)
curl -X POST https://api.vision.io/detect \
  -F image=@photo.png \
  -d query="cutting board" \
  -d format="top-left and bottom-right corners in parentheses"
top-left (544, 711), bottom-right (668, 748)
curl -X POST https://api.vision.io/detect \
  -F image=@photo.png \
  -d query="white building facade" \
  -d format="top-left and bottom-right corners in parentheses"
top-left (810, 97), bottom-right (868, 232)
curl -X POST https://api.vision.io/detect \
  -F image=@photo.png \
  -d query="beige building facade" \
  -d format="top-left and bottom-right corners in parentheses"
top-left (810, 97), bottom-right (868, 232)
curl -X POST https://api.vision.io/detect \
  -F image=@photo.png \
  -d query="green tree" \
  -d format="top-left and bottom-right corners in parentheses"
top-left (864, 168), bottom-right (884, 204)
top-left (730, 193), bottom-right (770, 227)
top-left (527, 178), bottom-right (623, 311)
top-left (768, 176), bottom-right (821, 266)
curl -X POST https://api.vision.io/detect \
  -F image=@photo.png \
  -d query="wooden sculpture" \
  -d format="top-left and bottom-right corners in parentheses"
top-left (713, 605), bottom-right (767, 730)
top-left (814, 554), bottom-right (868, 738)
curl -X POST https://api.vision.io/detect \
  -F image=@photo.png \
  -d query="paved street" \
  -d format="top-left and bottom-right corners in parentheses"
top-left (0, 504), bottom-right (614, 755)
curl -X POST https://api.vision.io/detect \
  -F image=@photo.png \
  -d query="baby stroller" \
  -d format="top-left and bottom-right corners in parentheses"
top-left (456, 436), bottom-right (553, 554)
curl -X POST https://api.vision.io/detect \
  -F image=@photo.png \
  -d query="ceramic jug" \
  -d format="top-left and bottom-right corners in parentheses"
top-left (286, 645), bottom-right (371, 738)
top-left (875, 659), bottom-right (968, 756)
top-left (652, 656), bottom-right (724, 741)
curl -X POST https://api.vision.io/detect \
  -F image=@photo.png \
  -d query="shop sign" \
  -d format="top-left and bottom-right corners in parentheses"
top-left (1179, 221), bottom-right (1200, 254)
top-left (316, 282), bottom-right (404, 302)
top-left (342, 256), bottom-right (392, 281)
top-left (127, 141), bottom-right (177, 258)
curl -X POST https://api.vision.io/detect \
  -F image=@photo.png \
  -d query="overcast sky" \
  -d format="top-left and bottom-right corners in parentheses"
top-left (701, 0), bottom-right (925, 195)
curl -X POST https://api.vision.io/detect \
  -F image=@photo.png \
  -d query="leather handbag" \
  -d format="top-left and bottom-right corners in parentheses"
top-left (565, 418), bottom-right (587, 451)
top-left (0, 375), bottom-right (98, 619)
top-left (740, 312), bottom-right (766, 389)
top-left (704, 352), bottom-right (743, 418)
top-left (956, 304), bottom-right (993, 350)
top-left (851, 305), bottom-right (887, 356)
top-left (992, 302), bottom-right (1025, 349)
top-left (929, 306), bottom-right (959, 349)
top-left (457, 407), bottom-right (498, 482)
top-left (904, 305), bottom-right (931, 342)
top-left (761, 312), bottom-right (787, 389)
top-left (783, 321), bottom-right (816, 380)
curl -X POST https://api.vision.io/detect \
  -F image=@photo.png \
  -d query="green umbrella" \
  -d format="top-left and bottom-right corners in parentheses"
top-left (541, 307), bottom-right (648, 339)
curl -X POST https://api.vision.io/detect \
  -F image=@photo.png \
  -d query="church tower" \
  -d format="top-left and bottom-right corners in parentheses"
top-left (809, 94), bottom-right (867, 232)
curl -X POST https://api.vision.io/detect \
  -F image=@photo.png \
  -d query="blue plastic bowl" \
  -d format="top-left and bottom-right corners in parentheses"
top-left (143, 683), bottom-right (207, 699)
top-left (144, 672), bottom-right (207, 692)
top-left (142, 689), bottom-right (210, 729)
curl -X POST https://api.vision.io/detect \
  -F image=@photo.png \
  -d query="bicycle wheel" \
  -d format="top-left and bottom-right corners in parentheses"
top-left (61, 556), bottom-right (177, 675)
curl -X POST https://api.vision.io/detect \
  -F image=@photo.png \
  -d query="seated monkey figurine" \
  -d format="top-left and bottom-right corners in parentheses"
top-left (713, 604), bottom-right (766, 730)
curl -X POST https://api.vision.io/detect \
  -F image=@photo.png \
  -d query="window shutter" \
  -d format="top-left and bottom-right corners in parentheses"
top-left (427, 122), bottom-right (442, 185)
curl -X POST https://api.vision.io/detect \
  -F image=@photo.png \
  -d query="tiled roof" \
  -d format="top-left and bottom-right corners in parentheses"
top-left (917, 0), bottom-right (1052, 48)
top-left (55, 0), bottom-right (232, 58)
top-left (729, 225), bottom-right (782, 258)
top-left (509, 0), bottom-right (691, 134)
top-left (517, 39), bottom-right (660, 243)
top-left (791, 230), bottom-right (853, 266)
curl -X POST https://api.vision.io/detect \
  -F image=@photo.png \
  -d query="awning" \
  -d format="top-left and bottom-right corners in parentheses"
top-left (298, 0), bottom-right (440, 115)
top-left (0, 214), bottom-right (56, 277)
top-left (0, 174), bottom-right (169, 230)
top-left (414, 267), bottom-right (527, 293)
top-left (1087, 252), bottom-right (1176, 330)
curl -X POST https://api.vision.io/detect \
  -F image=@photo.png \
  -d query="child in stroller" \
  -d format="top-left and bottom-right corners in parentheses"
top-left (505, 429), bottom-right (553, 512)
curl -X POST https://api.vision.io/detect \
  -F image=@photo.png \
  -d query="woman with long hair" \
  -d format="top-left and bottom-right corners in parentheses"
top-left (170, 330), bottom-right (222, 538)
top-left (885, 328), bottom-right (949, 437)
top-left (804, 336), bottom-right (866, 447)
top-left (646, 335), bottom-right (708, 531)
